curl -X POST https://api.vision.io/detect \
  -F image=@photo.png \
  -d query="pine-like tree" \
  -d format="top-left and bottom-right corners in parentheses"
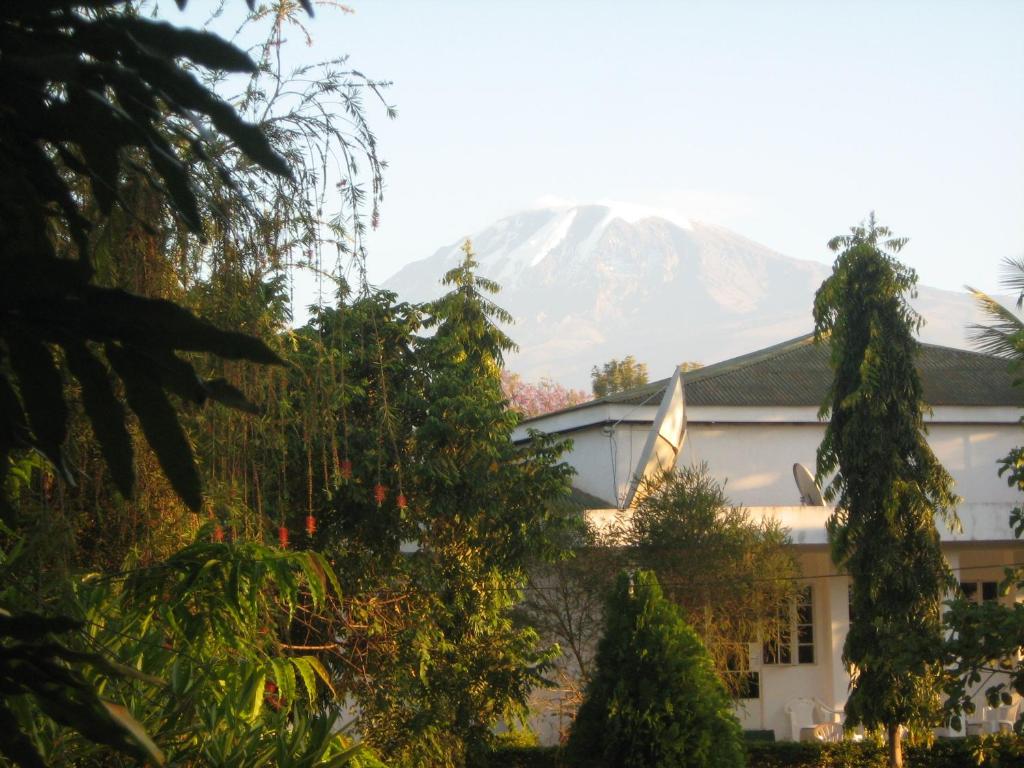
top-left (814, 214), bottom-right (959, 768)
top-left (566, 571), bottom-right (744, 768)
top-left (347, 241), bottom-right (575, 766)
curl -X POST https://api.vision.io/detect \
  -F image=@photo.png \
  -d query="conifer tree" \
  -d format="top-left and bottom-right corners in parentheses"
top-left (814, 214), bottom-right (959, 768)
top-left (344, 241), bottom-right (574, 766)
top-left (567, 571), bottom-right (744, 768)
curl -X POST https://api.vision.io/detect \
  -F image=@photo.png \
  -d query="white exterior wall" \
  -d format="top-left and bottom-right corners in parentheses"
top-left (547, 423), bottom-right (652, 508)
top-left (680, 408), bottom-right (1022, 511)
top-left (729, 548), bottom-right (850, 738)
top-left (523, 400), bottom-right (1024, 743)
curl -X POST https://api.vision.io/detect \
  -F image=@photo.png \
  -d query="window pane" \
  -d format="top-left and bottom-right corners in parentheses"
top-left (740, 672), bottom-right (760, 699)
top-left (960, 582), bottom-right (978, 600)
top-left (982, 581), bottom-right (998, 602)
top-left (779, 644), bottom-right (792, 665)
top-left (798, 644), bottom-right (814, 664)
top-left (798, 624), bottom-right (813, 644)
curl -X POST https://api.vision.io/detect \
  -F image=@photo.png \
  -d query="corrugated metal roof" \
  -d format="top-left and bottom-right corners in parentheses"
top-left (525, 335), bottom-right (1024, 419)
top-left (682, 334), bottom-right (1024, 407)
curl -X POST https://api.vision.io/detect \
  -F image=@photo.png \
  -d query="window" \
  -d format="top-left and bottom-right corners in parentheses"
top-left (960, 580), bottom-right (999, 603)
top-left (763, 586), bottom-right (814, 665)
top-left (724, 643), bottom-right (760, 699)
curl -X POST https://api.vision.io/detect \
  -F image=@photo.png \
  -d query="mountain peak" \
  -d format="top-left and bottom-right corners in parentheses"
top-left (383, 205), bottom-right (987, 388)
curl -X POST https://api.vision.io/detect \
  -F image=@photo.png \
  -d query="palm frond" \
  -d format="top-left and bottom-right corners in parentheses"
top-left (998, 256), bottom-right (1024, 310)
top-left (965, 285), bottom-right (1024, 359)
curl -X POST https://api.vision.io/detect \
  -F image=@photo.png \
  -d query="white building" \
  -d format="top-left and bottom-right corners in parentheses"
top-left (514, 334), bottom-right (1024, 742)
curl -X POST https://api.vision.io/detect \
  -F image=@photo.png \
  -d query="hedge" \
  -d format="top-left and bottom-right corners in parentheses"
top-left (468, 746), bottom-right (560, 768)
top-left (745, 737), bottom-right (1024, 768)
top-left (470, 735), bottom-right (1024, 768)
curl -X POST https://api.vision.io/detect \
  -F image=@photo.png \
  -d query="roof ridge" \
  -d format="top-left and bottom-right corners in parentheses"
top-left (917, 340), bottom-right (1011, 362)
top-left (680, 333), bottom-right (818, 386)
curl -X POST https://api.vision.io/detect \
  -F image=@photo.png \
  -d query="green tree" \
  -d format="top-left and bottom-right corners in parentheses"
top-left (943, 514), bottom-right (1024, 733)
top-left (591, 356), bottom-right (649, 397)
top-left (523, 465), bottom-right (798, 721)
top-left (288, 245), bottom-right (575, 766)
top-left (625, 465), bottom-right (800, 698)
top-left (566, 570), bottom-right (744, 768)
top-left (0, 1), bottom-right (293, 511)
top-left (0, 2), bottom-right (394, 763)
top-left (943, 259), bottom-right (1024, 731)
top-left (379, 243), bottom-right (573, 766)
top-left (814, 214), bottom-right (959, 768)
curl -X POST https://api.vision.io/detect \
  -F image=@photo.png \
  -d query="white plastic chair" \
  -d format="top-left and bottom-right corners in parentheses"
top-left (983, 700), bottom-right (1020, 734)
top-left (784, 697), bottom-right (844, 742)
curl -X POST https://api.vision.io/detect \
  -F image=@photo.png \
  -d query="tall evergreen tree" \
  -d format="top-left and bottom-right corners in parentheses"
top-left (814, 214), bottom-right (959, 768)
top-left (566, 570), bottom-right (744, 768)
top-left (310, 242), bottom-right (574, 766)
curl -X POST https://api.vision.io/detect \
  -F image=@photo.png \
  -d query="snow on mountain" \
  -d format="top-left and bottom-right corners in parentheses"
top-left (383, 205), bottom-right (1000, 389)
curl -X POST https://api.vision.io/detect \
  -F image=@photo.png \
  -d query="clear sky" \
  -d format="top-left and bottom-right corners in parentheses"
top-left (178, 0), bottom-right (1024, 294)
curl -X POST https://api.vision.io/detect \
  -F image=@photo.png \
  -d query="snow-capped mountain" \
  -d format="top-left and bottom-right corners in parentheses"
top-left (383, 205), bottom-right (998, 388)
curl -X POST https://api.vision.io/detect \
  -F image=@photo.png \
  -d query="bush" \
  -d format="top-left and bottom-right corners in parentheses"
top-left (565, 571), bottom-right (744, 768)
top-left (470, 735), bottom-right (1024, 768)
top-left (745, 735), bottom-right (1024, 768)
top-left (467, 746), bottom-right (560, 768)
top-left (493, 725), bottom-right (539, 749)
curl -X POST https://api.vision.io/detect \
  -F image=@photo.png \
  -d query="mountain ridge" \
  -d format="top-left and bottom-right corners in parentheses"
top-left (383, 205), bottom-right (1001, 389)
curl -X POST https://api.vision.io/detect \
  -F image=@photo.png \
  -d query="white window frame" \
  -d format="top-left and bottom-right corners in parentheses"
top-left (762, 585), bottom-right (815, 666)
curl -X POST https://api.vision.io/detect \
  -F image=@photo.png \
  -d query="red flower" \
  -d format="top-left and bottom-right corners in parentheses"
top-left (340, 459), bottom-right (353, 480)
top-left (278, 525), bottom-right (289, 549)
top-left (374, 483), bottom-right (387, 506)
top-left (397, 493), bottom-right (408, 510)
top-left (212, 523), bottom-right (224, 543)
top-left (305, 514), bottom-right (317, 536)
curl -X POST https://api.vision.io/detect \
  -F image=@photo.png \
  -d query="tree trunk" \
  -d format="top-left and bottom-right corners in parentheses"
top-left (887, 722), bottom-right (903, 768)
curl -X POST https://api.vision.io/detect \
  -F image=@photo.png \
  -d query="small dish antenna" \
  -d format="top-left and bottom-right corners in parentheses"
top-left (792, 463), bottom-right (825, 506)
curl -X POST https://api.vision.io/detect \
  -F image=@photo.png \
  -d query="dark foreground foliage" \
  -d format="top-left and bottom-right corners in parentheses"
top-left (471, 735), bottom-right (1024, 768)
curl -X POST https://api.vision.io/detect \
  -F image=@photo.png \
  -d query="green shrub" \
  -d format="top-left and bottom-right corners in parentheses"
top-left (492, 725), bottom-right (539, 749)
top-left (470, 736), bottom-right (1024, 768)
top-left (745, 735), bottom-right (1024, 768)
top-left (467, 745), bottom-right (560, 768)
top-left (565, 571), bottom-right (744, 768)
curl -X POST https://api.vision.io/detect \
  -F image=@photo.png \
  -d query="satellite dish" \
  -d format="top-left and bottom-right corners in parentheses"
top-left (792, 463), bottom-right (824, 506)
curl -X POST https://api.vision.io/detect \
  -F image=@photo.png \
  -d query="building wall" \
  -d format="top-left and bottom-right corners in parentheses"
top-left (556, 423), bottom-right (650, 507)
top-left (525, 404), bottom-right (1023, 743)
top-left (679, 419), bottom-right (1022, 511)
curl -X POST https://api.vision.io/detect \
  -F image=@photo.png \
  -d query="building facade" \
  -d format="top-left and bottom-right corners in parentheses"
top-left (514, 335), bottom-right (1024, 742)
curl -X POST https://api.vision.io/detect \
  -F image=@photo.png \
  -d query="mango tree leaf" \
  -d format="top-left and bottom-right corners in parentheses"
top-left (85, 288), bottom-right (285, 364)
top-left (0, 611), bottom-right (82, 641)
top-left (0, 373), bottom-right (31, 451)
top-left (100, 700), bottom-right (165, 766)
top-left (133, 348), bottom-right (207, 405)
top-left (64, 342), bottom-right (135, 498)
top-left (244, 668), bottom-right (266, 722)
top-left (290, 657), bottom-right (318, 707)
top-left (303, 655), bottom-right (336, 698)
top-left (310, 552), bottom-right (344, 603)
top-left (5, 334), bottom-right (70, 481)
top-left (106, 343), bottom-right (201, 510)
top-left (270, 657), bottom-right (296, 708)
top-left (296, 553), bottom-right (327, 608)
top-left (0, 701), bottom-right (46, 768)
top-left (205, 378), bottom-right (260, 414)
top-left (104, 17), bottom-right (258, 73)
